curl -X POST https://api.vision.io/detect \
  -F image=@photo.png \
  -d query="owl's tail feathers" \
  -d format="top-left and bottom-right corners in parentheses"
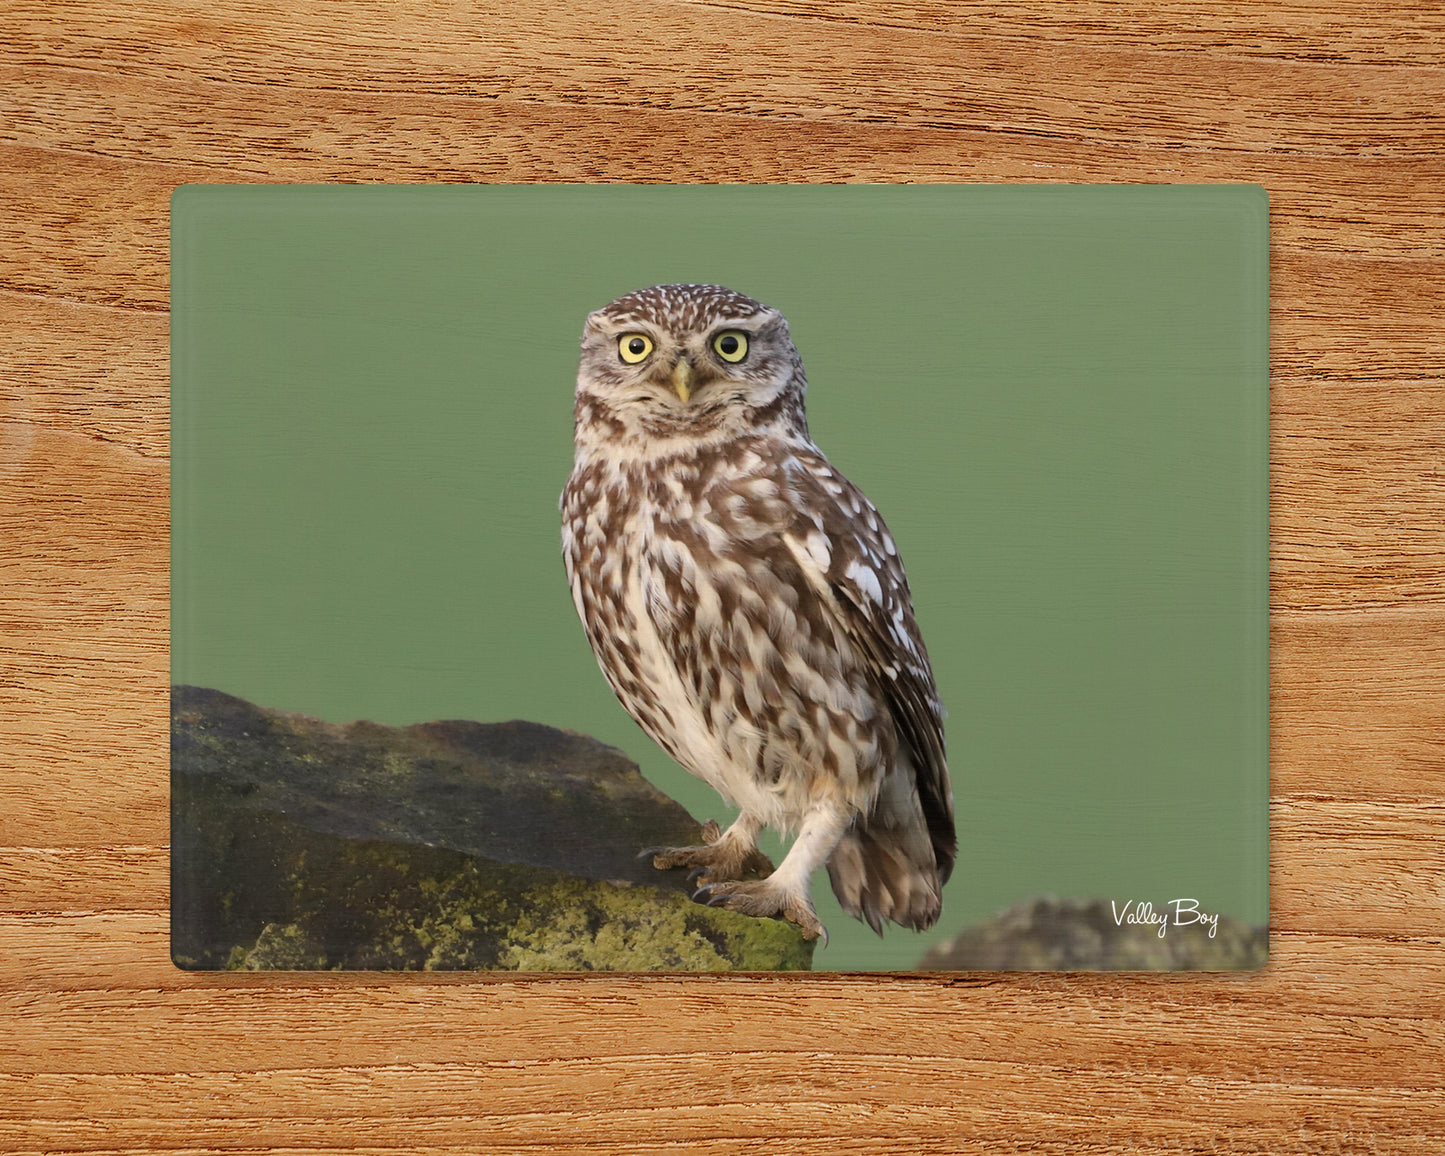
top-left (826, 770), bottom-right (948, 934)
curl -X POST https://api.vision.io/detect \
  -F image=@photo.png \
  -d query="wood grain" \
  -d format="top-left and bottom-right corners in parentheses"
top-left (3, 1), bottom-right (1442, 1151)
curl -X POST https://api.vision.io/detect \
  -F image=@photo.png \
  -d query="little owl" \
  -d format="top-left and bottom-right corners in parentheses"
top-left (562, 283), bottom-right (955, 943)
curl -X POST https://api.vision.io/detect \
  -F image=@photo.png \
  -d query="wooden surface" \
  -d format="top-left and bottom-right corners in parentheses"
top-left (3, 1), bottom-right (1443, 1151)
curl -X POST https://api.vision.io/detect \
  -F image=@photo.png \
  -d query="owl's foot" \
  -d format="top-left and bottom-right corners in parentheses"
top-left (640, 818), bottom-right (774, 887)
top-left (691, 878), bottom-right (828, 944)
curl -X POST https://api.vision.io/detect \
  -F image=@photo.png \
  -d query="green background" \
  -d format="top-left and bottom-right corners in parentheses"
top-left (172, 184), bottom-right (1269, 970)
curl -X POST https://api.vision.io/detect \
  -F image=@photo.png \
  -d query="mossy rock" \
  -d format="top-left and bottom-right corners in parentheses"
top-left (171, 686), bottom-right (813, 971)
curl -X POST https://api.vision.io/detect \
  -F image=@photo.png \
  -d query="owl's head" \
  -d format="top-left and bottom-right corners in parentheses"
top-left (575, 284), bottom-right (808, 454)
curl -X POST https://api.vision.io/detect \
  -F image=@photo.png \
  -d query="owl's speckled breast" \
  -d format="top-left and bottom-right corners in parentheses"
top-left (562, 442), bottom-right (892, 832)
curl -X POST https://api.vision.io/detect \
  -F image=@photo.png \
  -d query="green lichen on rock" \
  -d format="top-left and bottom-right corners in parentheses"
top-left (497, 876), bottom-right (812, 972)
top-left (235, 923), bottom-right (326, 971)
top-left (216, 844), bottom-right (808, 972)
top-left (171, 686), bottom-right (814, 972)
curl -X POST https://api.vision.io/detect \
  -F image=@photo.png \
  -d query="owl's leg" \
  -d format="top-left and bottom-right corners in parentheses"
top-left (641, 813), bottom-right (773, 886)
top-left (691, 799), bottom-right (852, 943)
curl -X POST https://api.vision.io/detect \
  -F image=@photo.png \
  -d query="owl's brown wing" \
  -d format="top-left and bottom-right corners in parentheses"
top-left (782, 452), bottom-right (957, 885)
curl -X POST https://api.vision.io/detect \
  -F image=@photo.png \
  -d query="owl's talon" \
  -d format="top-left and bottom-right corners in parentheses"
top-left (688, 879), bottom-right (827, 942)
top-left (640, 822), bottom-right (774, 884)
top-left (690, 883), bottom-right (742, 912)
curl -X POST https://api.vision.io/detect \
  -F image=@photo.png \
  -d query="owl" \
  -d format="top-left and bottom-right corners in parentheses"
top-left (561, 283), bottom-right (955, 943)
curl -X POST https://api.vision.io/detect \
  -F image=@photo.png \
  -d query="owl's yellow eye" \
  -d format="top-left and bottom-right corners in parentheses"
top-left (713, 331), bottom-right (749, 363)
top-left (618, 333), bottom-right (654, 364)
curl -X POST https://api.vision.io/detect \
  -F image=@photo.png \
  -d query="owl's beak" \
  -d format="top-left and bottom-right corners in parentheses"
top-left (670, 357), bottom-right (693, 403)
